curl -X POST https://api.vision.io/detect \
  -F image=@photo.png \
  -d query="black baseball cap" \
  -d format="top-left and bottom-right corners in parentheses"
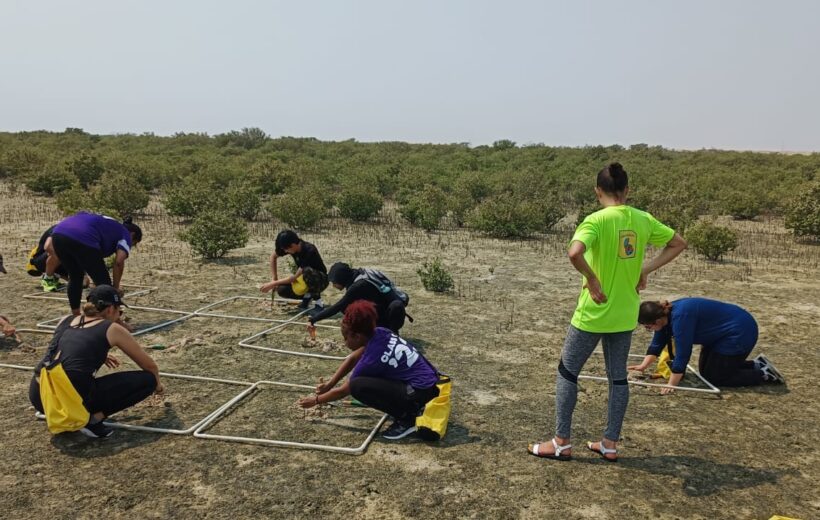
top-left (87, 285), bottom-right (129, 309)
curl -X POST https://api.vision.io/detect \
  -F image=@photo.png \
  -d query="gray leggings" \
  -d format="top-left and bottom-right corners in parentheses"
top-left (555, 325), bottom-right (632, 441)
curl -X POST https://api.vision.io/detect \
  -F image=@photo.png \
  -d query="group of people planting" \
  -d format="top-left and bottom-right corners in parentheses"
top-left (3, 162), bottom-right (786, 452)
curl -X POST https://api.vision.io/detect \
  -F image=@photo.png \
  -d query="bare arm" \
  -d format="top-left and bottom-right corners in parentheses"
top-left (269, 252), bottom-right (279, 280)
top-left (638, 234), bottom-right (687, 291)
top-left (661, 372), bottom-right (685, 395)
top-left (261, 266), bottom-right (302, 293)
top-left (298, 379), bottom-right (352, 408)
top-left (568, 240), bottom-right (606, 304)
top-left (316, 348), bottom-right (364, 393)
top-left (107, 323), bottom-right (162, 391)
top-left (112, 249), bottom-right (128, 290)
top-left (628, 354), bottom-right (658, 372)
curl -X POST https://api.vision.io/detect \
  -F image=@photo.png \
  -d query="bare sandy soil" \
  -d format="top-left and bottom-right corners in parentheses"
top-left (1, 184), bottom-right (818, 519)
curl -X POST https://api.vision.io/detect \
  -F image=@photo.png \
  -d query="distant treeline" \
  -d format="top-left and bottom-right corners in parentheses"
top-left (1, 128), bottom-right (817, 238)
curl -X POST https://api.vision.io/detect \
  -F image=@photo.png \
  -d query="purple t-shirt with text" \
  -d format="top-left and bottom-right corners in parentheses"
top-left (350, 327), bottom-right (439, 389)
top-left (53, 212), bottom-right (132, 257)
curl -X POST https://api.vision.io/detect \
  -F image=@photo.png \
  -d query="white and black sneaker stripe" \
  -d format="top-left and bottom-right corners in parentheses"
top-left (80, 421), bottom-right (114, 438)
top-left (382, 420), bottom-right (417, 440)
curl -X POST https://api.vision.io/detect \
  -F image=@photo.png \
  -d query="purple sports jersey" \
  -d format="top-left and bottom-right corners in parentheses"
top-left (350, 327), bottom-right (439, 389)
top-left (53, 212), bottom-right (132, 257)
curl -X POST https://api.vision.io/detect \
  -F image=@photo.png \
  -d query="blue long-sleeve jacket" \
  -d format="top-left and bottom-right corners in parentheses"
top-left (647, 298), bottom-right (758, 373)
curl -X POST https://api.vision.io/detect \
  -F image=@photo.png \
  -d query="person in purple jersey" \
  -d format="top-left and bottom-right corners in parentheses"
top-left (50, 212), bottom-right (143, 315)
top-left (298, 300), bottom-right (441, 440)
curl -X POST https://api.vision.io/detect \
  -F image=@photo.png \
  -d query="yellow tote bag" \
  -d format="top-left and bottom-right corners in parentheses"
top-left (39, 365), bottom-right (90, 434)
top-left (291, 275), bottom-right (308, 296)
top-left (416, 376), bottom-right (452, 441)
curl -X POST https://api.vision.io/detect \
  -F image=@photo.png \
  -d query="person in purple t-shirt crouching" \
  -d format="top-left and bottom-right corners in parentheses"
top-left (298, 300), bottom-right (440, 440)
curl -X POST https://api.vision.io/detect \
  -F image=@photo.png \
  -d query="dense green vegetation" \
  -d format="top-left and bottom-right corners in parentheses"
top-left (1, 128), bottom-right (818, 242)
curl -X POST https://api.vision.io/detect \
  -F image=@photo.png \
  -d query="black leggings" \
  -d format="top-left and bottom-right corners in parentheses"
top-left (378, 300), bottom-right (407, 334)
top-left (698, 349), bottom-right (764, 387)
top-left (350, 376), bottom-right (438, 423)
top-left (30, 370), bottom-right (156, 418)
top-left (51, 234), bottom-right (111, 311)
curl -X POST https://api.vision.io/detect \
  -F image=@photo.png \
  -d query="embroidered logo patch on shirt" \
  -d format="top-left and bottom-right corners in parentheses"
top-left (618, 230), bottom-right (637, 259)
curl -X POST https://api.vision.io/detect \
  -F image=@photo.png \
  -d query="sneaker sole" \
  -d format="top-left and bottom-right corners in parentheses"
top-left (80, 426), bottom-right (114, 438)
top-left (382, 426), bottom-right (417, 440)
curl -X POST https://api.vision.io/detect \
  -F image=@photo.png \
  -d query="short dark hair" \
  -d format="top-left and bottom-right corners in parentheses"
top-left (275, 230), bottom-right (300, 255)
top-left (596, 162), bottom-right (629, 194)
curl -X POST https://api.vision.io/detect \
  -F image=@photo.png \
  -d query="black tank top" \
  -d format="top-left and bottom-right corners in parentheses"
top-left (35, 315), bottom-right (113, 376)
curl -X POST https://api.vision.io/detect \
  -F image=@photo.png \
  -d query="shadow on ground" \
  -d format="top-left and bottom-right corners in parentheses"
top-left (590, 455), bottom-right (787, 496)
top-left (49, 408), bottom-right (181, 458)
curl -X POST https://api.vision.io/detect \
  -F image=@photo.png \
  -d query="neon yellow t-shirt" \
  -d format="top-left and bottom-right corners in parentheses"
top-left (570, 205), bottom-right (674, 333)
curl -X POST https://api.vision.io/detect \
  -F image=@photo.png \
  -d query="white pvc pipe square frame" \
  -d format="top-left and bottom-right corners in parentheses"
top-left (32, 295), bottom-right (308, 336)
top-left (9, 293), bottom-right (387, 453)
top-left (193, 380), bottom-right (388, 455)
top-left (23, 283), bottom-right (158, 301)
top-left (577, 351), bottom-right (721, 395)
top-left (239, 319), bottom-right (346, 361)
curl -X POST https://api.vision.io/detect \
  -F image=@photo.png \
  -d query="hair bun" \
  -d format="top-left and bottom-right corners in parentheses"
top-left (123, 216), bottom-right (133, 224)
top-left (609, 162), bottom-right (625, 178)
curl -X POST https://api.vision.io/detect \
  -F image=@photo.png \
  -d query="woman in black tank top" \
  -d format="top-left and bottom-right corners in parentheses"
top-left (30, 285), bottom-right (163, 438)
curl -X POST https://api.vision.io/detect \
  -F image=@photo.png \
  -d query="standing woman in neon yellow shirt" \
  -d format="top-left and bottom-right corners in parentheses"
top-left (529, 163), bottom-right (687, 462)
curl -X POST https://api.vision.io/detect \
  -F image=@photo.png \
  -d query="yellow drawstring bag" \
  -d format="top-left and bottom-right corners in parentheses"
top-left (39, 365), bottom-right (90, 434)
top-left (416, 376), bottom-right (452, 441)
top-left (291, 275), bottom-right (308, 296)
top-left (653, 338), bottom-right (676, 380)
top-left (25, 246), bottom-right (40, 276)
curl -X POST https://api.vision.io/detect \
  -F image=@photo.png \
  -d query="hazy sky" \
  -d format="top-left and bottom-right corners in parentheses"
top-left (1, 1), bottom-right (818, 150)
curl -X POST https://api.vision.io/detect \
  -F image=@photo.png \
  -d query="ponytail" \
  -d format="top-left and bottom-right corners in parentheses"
top-left (596, 162), bottom-right (629, 194)
top-left (122, 217), bottom-right (143, 244)
top-left (638, 300), bottom-right (671, 324)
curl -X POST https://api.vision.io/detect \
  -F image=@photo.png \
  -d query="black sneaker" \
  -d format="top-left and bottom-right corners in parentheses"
top-left (80, 421), bottom-right (114, 438)
top-left (382, 420), bottom-right (417, 440)
top-left (298, 297), bottom-right (312, 310)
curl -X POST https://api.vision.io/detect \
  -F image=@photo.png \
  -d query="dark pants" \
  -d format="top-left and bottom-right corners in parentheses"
top-left (350, 376), bottom-right (438, 423)
top-left (30, 370), bottom-right (156, 418)
top-left (698, 349), bottom-right (764, 387)
top-left (51, 234), bottom-right (111, 311)
top-left (378, 300), bottom-right (407, 334)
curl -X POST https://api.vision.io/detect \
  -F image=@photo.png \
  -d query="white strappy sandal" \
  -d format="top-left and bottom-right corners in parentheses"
top-left (586, 440), bottom-right (618, 462)
top-left (527, 438), bottom-right (572, 461)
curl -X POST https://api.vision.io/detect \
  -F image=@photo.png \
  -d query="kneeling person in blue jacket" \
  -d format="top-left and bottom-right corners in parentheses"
top-left (630, 297), bottom-right (785, 393)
